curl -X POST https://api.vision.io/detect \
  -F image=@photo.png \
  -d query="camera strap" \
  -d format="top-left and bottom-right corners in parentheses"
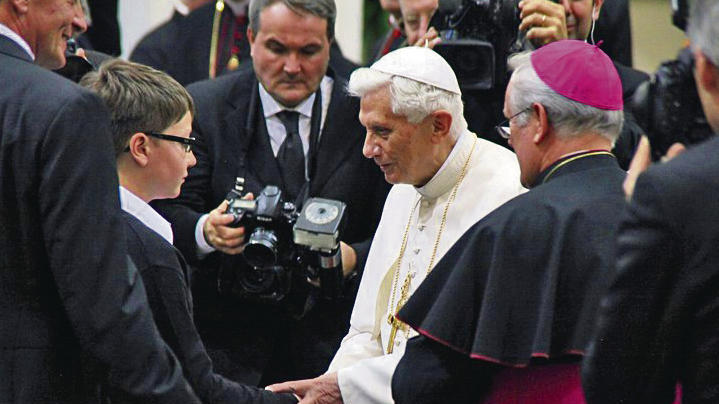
top-left (295, 86), bottom-right (323, 209)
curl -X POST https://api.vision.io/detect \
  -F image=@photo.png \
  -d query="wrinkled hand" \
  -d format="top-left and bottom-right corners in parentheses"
top-left (518, 0), bottom-right (568, 46)
top-left (203, 195), bottom-right (253, 255)
top-left (266, 373), bottom-right (343, 404)
top-left (623, 136), bottom-right (686, 200)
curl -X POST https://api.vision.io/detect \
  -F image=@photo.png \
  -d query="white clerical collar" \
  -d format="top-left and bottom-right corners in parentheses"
top-left (259, 80), bottom-right (320, 120)
top-left (224, 0), bottom-right (249, 17)
top-left (119, 186), bottom-right (174, 244)
top-left (416, 130), bottom-right (474, 199)
top-left (0, 23), bottom-right (34, 60)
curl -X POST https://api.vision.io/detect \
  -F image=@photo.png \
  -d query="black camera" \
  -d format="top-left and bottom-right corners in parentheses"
top-left (224, 178), bottom-right (346, 306)
top-left (630, 0), bottom-right (714, 161)
top-left (431, 0), bottom-right (521, 91)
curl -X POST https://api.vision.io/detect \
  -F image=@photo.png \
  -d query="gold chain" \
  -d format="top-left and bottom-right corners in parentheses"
top-left (385, 139), bottom-right (477, 352)
top-left (209, 0), bottom-right (225, 79)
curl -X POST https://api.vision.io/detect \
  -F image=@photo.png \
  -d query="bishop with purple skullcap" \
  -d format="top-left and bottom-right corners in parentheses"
top-left (531, 40), bottom-right (623, 111)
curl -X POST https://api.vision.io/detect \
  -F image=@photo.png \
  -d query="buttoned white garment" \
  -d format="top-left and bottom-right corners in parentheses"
top-left (328, 131), bottom-right (526, 404)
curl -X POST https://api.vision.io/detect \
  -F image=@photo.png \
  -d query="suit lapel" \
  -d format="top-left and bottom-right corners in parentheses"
top-left (310, 79), bottom-right (363, 194)
top-left (222, 72), bottom-right (283, 192)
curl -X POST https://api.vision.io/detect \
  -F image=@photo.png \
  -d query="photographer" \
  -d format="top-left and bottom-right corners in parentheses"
top-left (153, 0), bottom-right (390, 388)
top-left (398, 0), bottom-right (649, 168)
top-left (581, 0), bottom-right (719, 402)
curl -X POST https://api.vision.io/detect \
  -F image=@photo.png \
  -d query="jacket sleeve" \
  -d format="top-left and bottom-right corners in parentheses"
top-left (581, 172), bottom-right (681, 404)
top-left (142, 262), bottom-right (296, 404)
top-left (40, 91), bottom-right (199, 403)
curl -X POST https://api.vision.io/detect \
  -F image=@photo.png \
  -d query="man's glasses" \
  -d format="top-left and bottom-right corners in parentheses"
top-left (124, 132), bottom-right (197, 153)
top-left (494, 107), bottom-right (532, 140)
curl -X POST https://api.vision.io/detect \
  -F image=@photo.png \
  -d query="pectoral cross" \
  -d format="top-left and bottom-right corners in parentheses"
top-left (386, 272), bottom-right (413, 354)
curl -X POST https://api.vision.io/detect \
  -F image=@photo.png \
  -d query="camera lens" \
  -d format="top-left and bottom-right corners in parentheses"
top-left (243, 227), bottom-right (279, 267)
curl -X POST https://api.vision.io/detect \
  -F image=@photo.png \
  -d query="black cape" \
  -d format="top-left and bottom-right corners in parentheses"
top-left (396, 152), bottom-right (626, 366)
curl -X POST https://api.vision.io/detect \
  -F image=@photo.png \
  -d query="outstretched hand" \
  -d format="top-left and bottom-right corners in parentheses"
top-left (266, 373), bottom-right (343, 404)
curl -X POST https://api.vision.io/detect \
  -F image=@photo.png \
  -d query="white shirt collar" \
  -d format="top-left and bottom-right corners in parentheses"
top-left (0, 23), bottom-right (34, 60)
top-left (258, 82), bottom-right (317, 119)
top-left (224, 0), bottom-right (249, 17)
top-left (416, 130), bottom-right (475, 200)
top-left (119, 186), bottom-right (174, 244)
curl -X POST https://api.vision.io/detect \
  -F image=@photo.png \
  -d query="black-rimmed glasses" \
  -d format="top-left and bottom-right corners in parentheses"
top-left (494, 107), bottom-right (532, 140)
top-left (124, 132), bottom-right (197, 153)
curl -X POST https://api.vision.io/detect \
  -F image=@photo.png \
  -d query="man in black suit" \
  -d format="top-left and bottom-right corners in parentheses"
top-left (154, 0), bottom-right (390, 387)
top-left (582, 1), bottom-right (719, 402)
top-left (130, 0), bottom-right (358, 86)
top-left (0, 0), bottom-right (199, 403)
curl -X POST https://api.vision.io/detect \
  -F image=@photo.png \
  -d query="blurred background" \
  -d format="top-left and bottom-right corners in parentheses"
top-left (117, 0), bottom-right (688, 75)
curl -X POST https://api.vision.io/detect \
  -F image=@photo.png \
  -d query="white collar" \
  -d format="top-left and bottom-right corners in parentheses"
top-left (224, 0), bottom-right (249, 17)
top-left (119, 186), bottom-right (174, 244)
top-left (416, 130), bottom-right (475, 200)
top-left (259, 79), bottom-right (323, 119)
top-left (0, 23), bottom-right (34, 60)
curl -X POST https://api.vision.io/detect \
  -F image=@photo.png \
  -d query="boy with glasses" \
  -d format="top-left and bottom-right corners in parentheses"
top-left (80, 59), bottom-right (296, 404)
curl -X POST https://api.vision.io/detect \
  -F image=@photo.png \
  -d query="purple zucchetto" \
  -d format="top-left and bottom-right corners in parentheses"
top-left (530, 40), bottom-right (623, 111)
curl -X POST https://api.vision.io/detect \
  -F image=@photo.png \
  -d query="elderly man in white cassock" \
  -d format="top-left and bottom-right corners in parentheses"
top-left (267, 46), bottom-right (525, 404)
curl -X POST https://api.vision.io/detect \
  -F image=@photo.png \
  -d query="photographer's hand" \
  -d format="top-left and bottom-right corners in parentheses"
top-left (203, 196), bottom-right (253, 255)
top-left (340, 242), bottom-right (357, 278)
top-left (518, 0), bottom-right (568, 46)
top-left (623, 136), bottom-right (686, 200)
top-left (400, 0), bottom-right (440, 47)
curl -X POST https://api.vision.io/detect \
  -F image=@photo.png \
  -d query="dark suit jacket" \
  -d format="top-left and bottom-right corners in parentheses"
top-left (0, 36), bottom-right (198, 403)
top-left (153, 66), bottom-right (389, 384)
top-left (130, 2), bottom-right (358, 86)
top-left (123, 212), bottom-right (296, 404)
top-left (583, 135), bottom-right (719, 404)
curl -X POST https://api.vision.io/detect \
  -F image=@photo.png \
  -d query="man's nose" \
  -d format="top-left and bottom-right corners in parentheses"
top-left (72, 4), bottom-right (88, 36)
top-left (362, 133), bottom-right (379, 158)
top-left (559, 0), bottom-right (572, 14)
top-left (284, 53), bottom-right (301, 75)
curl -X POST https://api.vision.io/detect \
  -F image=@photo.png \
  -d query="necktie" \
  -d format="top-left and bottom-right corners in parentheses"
top-left (276, 110), bottom-right (305, 201)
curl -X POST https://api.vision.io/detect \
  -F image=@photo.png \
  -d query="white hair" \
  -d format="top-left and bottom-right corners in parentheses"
top-left (347, 67), bottom-right (467, 140)
top-left (507, 52), bottom-right (624, 144)
top-left (688, 0), bottom-right (719, 68)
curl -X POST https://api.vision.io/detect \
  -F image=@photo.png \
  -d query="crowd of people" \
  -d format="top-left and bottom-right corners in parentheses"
top-left (1, 0), bottom-right (718, 403)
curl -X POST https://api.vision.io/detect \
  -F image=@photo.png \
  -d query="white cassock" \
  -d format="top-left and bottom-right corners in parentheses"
top-left (328, 130), bottom-right (526, 403)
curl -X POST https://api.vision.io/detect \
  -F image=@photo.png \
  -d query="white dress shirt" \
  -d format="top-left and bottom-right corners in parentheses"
top-left (328, 131), bottom-right (526, 404)
top-left (120, 186), bottom-right (174, 245)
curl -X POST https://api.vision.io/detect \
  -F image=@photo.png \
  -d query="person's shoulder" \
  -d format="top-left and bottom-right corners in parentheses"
top-left (643, 136), bottom-right (719, 191)
top-left (187, 65), bottom-right (253, 101)
top-left (123, 212), bottom-right (185, 273)
top-left (613, 61), bottom-right (650, 98)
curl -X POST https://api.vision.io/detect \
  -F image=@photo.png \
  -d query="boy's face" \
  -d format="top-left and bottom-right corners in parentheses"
top-left (145, 111), bottom-right (196, 200)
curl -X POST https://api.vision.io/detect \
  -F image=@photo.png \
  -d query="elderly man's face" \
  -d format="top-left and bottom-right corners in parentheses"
top-left (504, 80), bottom-right (542, 187)
top-left (27, 0), bottom-right (79, 69)
top-left (248, 2), bottom-right (330, 108)
top-left (359, 85), bottom-right (437, 186)
top-left (399, 0), bottom-right (438, 45)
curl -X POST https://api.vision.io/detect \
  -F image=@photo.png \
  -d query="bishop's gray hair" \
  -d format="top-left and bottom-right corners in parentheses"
top-left (506, 52), bottom-right (624, 144)
top-left (347, 68), bottom-right (467, 141)
top-left (687, 0), bottom-right (719, 68)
